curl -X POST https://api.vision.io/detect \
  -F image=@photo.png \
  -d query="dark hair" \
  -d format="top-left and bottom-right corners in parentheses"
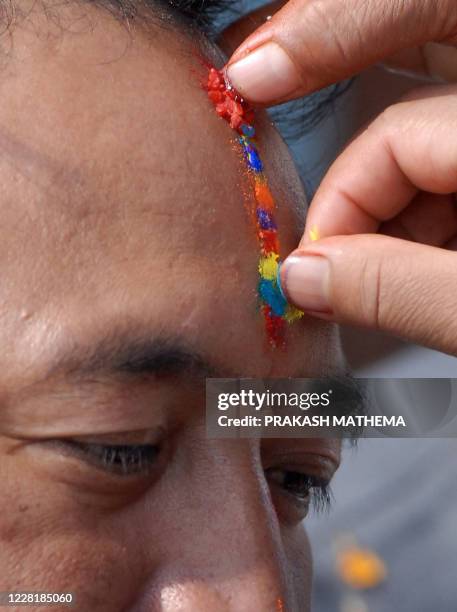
top-left (0, 0), bottom-right (223, 38)
top-left (82, 0), bottom-right (225, 30)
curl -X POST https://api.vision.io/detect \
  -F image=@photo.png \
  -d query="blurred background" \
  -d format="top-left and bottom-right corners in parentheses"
top-left (307, 436), bottom-right (457, 612)
top-left (307, 344), bottom-right (457, 612)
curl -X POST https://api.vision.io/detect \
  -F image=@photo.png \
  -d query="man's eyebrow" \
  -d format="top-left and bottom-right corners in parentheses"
top-left (289, 373), bottom-right (367, 423)
top-left (44, 333), bottom-right (221, 382)
top-left (328, 374), bottom-right (368, 441)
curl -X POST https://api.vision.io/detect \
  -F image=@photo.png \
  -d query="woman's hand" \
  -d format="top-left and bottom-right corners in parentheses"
top-left (279, 83), bottom-right (457, 355)
top-left (225, 0), bottom-right (457, 355)
top-left (225, 0), bottom-right (457, 104)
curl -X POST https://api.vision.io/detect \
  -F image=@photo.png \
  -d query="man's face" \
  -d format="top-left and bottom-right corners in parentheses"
top-left (0, 9), bottom-right (343, 611)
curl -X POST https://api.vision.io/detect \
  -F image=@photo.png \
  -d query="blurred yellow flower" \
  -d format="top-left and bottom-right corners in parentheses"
top-left (336, 546), bottom-right (387, 590)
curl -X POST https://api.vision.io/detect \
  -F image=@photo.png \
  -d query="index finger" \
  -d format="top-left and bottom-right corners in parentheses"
top-left (225, 0), bottom-right (457, 105)
top-left (302, 85), bottom-right (457, 243)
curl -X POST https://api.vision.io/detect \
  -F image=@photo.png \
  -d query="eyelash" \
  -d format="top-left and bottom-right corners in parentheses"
top-left (62, 440), bottom-right (160, 476)
top-left (54, 441), bottom-right (332, 513)
top-left (265, 468), bottom-right (332, 513)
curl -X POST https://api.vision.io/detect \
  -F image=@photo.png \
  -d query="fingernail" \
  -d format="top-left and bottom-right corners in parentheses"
top-left (226, 42), bottom-right (300, 104)
top-left (281, 254), bottom-right (332, 313)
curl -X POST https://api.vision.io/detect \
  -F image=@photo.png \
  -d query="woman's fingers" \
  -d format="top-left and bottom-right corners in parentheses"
top-left (279, 84), bottom-right (457, 354)
top-left (223, 0), bottom-right (457, 355)
top-left (280, 235), bottom-right (457, 355)
top-left (225, 0), bottom-right (457, 105)
top-left (302, 85), bottom-right (457, 243)
top-left (380, 192), bottom-right (457, 247)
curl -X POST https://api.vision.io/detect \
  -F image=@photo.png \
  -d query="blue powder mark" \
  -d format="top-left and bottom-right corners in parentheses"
top-left (245, 147), bottom-right (263, 172)
top-left (257, 208), bottom-right (277, 230)
top-left (241, 123), bottom-right (256, 138)
top-left (259, 279), bottom-right (287, 316)
top-left (239, 137), bottom-right (263, 173)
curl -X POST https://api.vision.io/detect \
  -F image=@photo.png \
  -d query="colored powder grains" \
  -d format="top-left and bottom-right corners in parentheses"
top-left (206, 67), bottom-right (303, 348)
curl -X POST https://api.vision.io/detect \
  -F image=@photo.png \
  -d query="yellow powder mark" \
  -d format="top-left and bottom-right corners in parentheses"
top-left (309, 225), bottom-right (320, 242)
top-left (337, 547), bottom-right (387, 590)
top-left (254, 179), bottom-right (275, 210)
top-left (284, 305), bottom-right (304, 323)
top-left (258, 252), bottom-right (279, 280)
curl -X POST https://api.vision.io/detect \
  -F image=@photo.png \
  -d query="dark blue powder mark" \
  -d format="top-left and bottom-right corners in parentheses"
top-left (240, 138), bottom-right (263, 173)
top-left (257, 208), bottom-right (277, 230)
top-left (259, 279), bottom-right (287, 316)
top-left (246, 147), bottom-right (263, 172)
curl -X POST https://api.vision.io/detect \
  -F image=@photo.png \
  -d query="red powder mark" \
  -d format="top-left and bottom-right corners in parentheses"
top-left (259, 229), bottom-right (280, 255)
top-left (262, 305), bottom-right (286, 349)
top-left (207, 68), bottom-right (254, 132)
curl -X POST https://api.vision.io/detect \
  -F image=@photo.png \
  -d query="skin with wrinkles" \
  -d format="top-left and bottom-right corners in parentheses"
top-left (0, 5), bottom-right (344, 611)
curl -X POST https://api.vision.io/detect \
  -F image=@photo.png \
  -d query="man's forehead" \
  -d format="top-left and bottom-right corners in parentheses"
top-left (0, 17), bottom-right (257, 260)
top-left (0, 10), bottom-right (340, 386)
top-left (0, 13), bottom-right (307, 299)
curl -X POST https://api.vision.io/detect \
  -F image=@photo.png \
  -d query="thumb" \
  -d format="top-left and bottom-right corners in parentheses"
top-left (280, 234), bottom-right (457, 355)
top-left (225, 0), bottom-right (457, 105)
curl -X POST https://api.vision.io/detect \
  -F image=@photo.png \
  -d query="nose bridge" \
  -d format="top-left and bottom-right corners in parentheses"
top-left (145, 440), bottom-right (289, 612)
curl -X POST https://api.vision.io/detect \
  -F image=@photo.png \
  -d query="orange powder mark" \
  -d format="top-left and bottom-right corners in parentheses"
top-left (254, 180), bottom-right (275, 211)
